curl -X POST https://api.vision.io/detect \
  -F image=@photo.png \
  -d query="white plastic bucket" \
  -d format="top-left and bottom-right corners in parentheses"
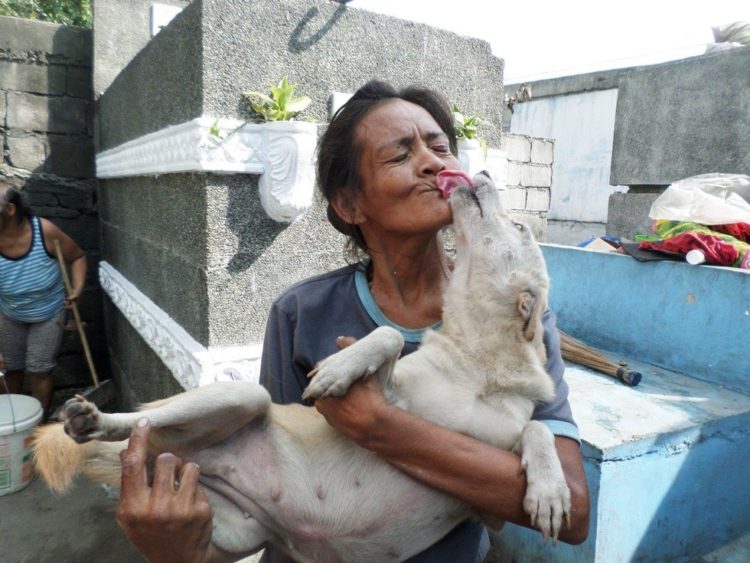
top-left (0, 394), bottom-right (43, 496)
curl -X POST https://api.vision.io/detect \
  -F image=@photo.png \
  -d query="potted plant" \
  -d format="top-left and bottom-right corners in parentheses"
top-left (452, 104), bottom-right (489, 175)
top-left (241, 77), bottom-right (318, 222)
top-left (243, 76), bottom-right (312, 122)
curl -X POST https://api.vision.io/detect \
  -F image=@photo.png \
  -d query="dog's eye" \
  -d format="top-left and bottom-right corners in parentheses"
top-left (513, 222), bottom-right (525, 231)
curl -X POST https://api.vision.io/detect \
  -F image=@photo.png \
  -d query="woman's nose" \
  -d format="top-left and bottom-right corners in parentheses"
top-left (416, 145), bottom-right (446, 176)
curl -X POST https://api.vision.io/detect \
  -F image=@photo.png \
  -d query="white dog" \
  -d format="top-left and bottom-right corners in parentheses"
top-left (33, 172), bottom-right (570, 562)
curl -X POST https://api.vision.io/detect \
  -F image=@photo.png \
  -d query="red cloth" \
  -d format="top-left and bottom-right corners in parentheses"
top-left (714, 222), bottom-right (750, 243)
top-left (639, 232), bottom-right (740, 266)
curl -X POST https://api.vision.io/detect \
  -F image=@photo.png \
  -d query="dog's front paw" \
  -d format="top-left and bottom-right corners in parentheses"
top-left (303, 327), bottom-right (403, 401)
top-left (62, 394), bottom-right (103, 443)
top-left (523, 461), bottom-right (571, 543)
top-left (517, 420), bottom-right (571, 543)
top-left (303, 349), bottom-right (364, 401)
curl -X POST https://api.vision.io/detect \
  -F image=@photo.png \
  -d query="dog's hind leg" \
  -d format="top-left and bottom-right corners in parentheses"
top-left (302, 326), bottom-right (404, 400)
top-left (62, 381), bottom-right (272, 455)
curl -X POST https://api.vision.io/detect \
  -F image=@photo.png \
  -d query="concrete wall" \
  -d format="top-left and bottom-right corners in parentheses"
top-left (93, 0), bottom-right (513, 404)
top-left (506, 47), bottom-right (750, 243)
top-left (611, 47), bottom-right (750, 186)
top-left (93, 0), bottom-right (191, 98)
top-left (0, 16), bottom-right (104, 391)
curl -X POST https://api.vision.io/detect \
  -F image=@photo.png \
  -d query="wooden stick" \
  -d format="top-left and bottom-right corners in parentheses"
top-left (53, 240), bottom-right (99, 388)
top-left (559, 330), bottom-right (642, 386)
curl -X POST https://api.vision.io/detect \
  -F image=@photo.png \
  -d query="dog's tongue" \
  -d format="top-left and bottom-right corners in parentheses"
top-left (437, 170), bottom-right (474, 199)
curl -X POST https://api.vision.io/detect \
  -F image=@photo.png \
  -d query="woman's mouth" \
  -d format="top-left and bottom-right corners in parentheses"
top-left (436, 170), bottom-right (474, 199)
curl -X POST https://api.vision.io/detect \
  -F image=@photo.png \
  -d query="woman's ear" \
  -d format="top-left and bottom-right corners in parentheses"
top-left (331, 191), bottom-right (365, 225)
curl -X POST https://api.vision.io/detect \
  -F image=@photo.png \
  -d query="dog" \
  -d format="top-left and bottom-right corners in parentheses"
top-left (32, 171), bottom-right (570, 562)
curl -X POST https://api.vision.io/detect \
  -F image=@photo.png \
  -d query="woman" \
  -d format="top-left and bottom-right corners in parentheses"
top-left (116, 81), bottom-right (589, 562)
top-left (0, 180), bottom-right (87, 419)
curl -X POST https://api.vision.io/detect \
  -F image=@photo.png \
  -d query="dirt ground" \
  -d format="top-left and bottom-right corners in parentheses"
top-left (0, 476), bottom-right (143, 563)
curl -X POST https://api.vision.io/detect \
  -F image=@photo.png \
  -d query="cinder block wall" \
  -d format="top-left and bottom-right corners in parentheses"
top-left (500, 134), bottom-right (553, 240)
top-left (0, 15), bottom-right (104, 391)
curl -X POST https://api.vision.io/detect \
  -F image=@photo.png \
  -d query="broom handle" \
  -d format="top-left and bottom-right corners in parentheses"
top-left (559, 331), bottom-right (642, 386)
top-left (54, 240), bottom-right (99, 388)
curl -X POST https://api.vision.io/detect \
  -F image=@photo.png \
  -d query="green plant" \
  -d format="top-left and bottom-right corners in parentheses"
top-left (452, 104), bottom-right (486, 141)
top-left (243, 77), bottom-right (312, 122)
top-left (208, 119), bottom-right (223, 140)
top-left (0, 0), bottom-right (91, 27)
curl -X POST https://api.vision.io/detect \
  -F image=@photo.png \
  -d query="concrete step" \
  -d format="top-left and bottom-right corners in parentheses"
top-left (491, 358), bottom-right (750, 562)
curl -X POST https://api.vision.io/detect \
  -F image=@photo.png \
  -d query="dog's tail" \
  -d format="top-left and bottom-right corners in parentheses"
top-left (32, 423), bottom-right (124, 493)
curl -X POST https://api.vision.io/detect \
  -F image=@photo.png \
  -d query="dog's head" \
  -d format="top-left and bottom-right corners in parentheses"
top-left (443, 171), bottom-right (550, 354)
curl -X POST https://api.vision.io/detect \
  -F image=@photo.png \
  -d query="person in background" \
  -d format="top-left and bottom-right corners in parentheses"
top-left (115, 81), bottom-right (589, 563)
top-left (0, 180), bottom-right (87, 419)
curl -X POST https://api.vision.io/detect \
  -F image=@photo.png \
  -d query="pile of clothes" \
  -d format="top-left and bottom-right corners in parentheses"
top-left (635, 174), bottom-right (750, 269)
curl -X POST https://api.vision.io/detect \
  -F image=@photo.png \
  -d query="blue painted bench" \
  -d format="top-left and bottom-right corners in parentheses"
top-left (492, 245), bottom-right (750, 562)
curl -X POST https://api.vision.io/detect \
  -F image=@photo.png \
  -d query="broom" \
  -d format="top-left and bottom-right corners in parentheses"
top-left (53, 240), bottom-right (99, 388)
top-left (559, 331), bottom-right (642, 386)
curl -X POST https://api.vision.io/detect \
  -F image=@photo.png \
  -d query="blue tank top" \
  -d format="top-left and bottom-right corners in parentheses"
top-left (0, 216), bottom-right (65, 323)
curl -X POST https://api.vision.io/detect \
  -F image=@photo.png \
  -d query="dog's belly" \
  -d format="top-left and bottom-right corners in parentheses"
top-left (190, 406), bottom-right (471, 562)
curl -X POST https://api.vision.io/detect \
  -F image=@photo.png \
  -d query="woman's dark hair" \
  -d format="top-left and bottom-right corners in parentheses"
top-left (317, 80), bottom-right (457, 260)
top-left (0, 180), bottom-right (32, 226)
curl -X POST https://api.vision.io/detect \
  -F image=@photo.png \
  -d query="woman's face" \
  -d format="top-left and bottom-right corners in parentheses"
top-left (348, 99), bottom-right (461, 241)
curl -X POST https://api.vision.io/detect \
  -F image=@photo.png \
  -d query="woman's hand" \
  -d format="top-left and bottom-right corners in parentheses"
top-left (313, 336), bottom-right (392, 447)
top-left (314, 376), bottom-right (391, 447)
top-left (116, 418), bottom-right (215, 563)
top-left (63, 288), bottom-right (82, 309)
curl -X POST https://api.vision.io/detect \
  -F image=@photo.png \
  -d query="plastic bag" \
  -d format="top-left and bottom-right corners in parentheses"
top-left (648, 173), bottom-right (750, 225)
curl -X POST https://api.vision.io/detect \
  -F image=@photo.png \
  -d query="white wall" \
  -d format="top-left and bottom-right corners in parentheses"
top-left (510, 89), bottom-right (626, 223)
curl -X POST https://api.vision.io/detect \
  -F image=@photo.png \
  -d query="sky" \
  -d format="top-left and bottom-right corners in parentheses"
top-left (349, 0), bottom-right (748, 83)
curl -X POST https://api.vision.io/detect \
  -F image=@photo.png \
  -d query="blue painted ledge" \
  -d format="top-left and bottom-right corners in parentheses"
top-left (542, 244), bottom-right (749, 393)
top-left (491, 245), bottom-right (750, 562)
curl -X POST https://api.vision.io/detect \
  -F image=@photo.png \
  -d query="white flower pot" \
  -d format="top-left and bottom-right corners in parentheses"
top-left (258, 121), bottom-right (318, 222)
top-left (458, 138), bottom-right (485, 177)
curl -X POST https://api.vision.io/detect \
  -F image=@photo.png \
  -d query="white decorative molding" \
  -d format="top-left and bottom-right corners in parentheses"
top-left (96, 117), bottom-right (318, 222)
top-left (98, 261), bottom-right (262, 389)
top-left (96, 117), bottom-right (265, 177)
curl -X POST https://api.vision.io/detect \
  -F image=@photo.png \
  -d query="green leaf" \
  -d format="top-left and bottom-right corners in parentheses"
top-left (244, 91), bottom-right (276, 107)
top-left (285, 96), bottom-right (312, 113)
top-left (243, 77), bottom-right (311, 121)
top-left (208, 119), bottom-right (223, 139)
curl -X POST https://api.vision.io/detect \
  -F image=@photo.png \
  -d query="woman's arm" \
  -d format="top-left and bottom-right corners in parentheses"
top-left (41, 218), bottom-right (87, 304)
top-left (314, 376), bottom-right (590, 544)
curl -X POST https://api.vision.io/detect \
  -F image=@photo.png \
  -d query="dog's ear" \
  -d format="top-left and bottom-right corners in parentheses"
top-left (518, 291), bottom-right (544, 342)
